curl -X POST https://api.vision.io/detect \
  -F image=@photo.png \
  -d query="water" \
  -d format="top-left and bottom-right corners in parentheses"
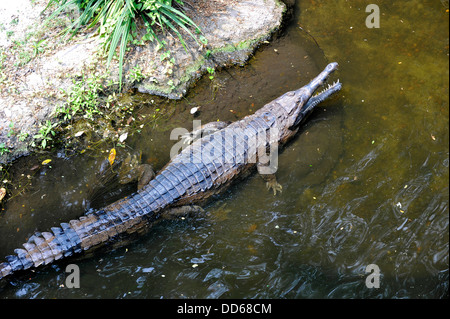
top-left (0, 0), bottom-right (448, 298)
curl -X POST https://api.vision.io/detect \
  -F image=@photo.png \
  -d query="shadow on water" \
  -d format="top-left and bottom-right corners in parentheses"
top-left (0, 0), bottom-right (448, 298)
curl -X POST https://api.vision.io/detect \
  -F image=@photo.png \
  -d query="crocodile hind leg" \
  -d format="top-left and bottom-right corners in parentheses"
top-left (137, 164), bottom-right (155, 190)
top-left (181, 121), bottom-right (231, 145)
top-left (160, 205), bottom-right (205, 220)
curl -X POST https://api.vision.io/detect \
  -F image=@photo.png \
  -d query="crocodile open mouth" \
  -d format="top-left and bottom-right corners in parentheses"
top-left (313, 79), bottom-right (341, 98)
top-left (291, 78), bottom-right (342, 128)
top-left (305, 78), bottom-right (342, 111)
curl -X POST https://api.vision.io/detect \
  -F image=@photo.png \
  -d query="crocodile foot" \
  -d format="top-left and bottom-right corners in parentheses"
top-left (137, 164), bottom-right (155, 190)
top-left (180, 132), bottom-right (198, 145)
top-left (266, 180), bottom-right (283, 195)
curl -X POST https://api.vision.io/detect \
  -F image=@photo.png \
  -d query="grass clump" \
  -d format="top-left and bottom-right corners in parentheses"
top-left (56, 72), bottom-right (106, 122)
top-left (44, 0), bottom-right (202, 88)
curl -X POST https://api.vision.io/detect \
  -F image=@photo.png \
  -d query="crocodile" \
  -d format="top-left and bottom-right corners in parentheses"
top-left (0, 62), bottom-right (341, 280)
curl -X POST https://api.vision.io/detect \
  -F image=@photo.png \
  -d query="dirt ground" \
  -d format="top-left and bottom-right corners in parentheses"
top-left (0, 0), bottom-right (285, 164)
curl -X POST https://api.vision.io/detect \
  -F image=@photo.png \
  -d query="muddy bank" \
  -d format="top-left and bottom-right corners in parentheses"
top-left (0, 0), bottom-right (285, 164)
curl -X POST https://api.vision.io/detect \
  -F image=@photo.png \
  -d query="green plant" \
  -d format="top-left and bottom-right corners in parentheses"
top-left (206, 66), bottom-right (215, 80)
top-left (128, 65), bottom-right (145, 83)
top-left (33, 120), bottom-right (58, 149)
top-left (57, 72), bottom-right (105, 121)
top-left (0, 143), bottom-right (9, 155)
top-left (10, 17), bottom-right (19, 26)
top-left (167, 79), bottom-right (175, 90)
top-left (15, 50), bottom-right (32, 67)
top-left (7, 122), bottom-right (15, 137)
top-left (18, 132), bottom-right (29, 142)
top-left (31, 38), bottom-right (48, 58)
top-left (44, 0), bottom-right (202, 88)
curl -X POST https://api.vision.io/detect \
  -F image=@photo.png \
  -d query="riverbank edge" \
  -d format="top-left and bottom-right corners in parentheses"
top-left (0, 0), bottom-right (287, 165)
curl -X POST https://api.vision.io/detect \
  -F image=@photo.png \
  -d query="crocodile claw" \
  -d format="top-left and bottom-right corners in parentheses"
top-left (266, 180), bottom-right (283, 195)
top-left (181, 132), bottom-right (195, 145)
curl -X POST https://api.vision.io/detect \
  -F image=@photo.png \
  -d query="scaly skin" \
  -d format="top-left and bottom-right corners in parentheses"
top-left (0, 63), bottom-right (341, 280)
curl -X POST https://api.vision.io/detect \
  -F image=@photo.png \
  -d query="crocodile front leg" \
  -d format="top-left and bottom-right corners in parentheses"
top-left (256, 139), bottom-right (282, 196)
top-left (257, 163), bottom-right (283, 195)
top-left (181, 121), bottom-right (231, 145)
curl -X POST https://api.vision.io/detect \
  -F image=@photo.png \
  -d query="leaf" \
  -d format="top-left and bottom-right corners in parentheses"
top-left (74, 131), bottom-right (85, 137)
top-left (108, 148), bottom-right (116, 165)
top-left (42, 159), bottom-right (52, 165)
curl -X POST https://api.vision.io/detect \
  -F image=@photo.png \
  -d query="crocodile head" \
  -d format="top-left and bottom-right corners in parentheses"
top-left (269, 62), bottom-right (341, 142)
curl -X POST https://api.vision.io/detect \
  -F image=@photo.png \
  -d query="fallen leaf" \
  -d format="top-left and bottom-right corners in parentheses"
top-left (108, 148), bottom-right (116, 166)
top-left (0, 188), bottom-right (6, 202)
top-left (42, 159), bottom-right (52, 165)
top-left (74, 131), bottom-right (84, 137)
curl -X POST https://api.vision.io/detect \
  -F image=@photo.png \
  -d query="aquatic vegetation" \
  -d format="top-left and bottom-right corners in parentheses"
top-left (44, 0), bottom-right (202, 88)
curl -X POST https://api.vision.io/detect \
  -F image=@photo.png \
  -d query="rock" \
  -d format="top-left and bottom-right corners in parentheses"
top-left (135, 0), bottom-right (285, 99)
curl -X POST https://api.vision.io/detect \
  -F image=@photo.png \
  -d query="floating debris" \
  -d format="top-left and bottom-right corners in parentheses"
top-left (119, 132), bottom-right (128, 143)
top-left (74, 131), bottom-right (85, 137)
top-left (190, 106), bottom-right (200, 115)
top-left (108, 148), bottom-right (116, 165)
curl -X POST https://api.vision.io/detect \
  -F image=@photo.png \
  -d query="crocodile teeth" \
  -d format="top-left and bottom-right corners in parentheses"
top-left (313, 79), bottom-right (340, 97)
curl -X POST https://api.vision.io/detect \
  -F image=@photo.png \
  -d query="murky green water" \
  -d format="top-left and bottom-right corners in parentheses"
top-left (0, 0), bottom-right (448, 298)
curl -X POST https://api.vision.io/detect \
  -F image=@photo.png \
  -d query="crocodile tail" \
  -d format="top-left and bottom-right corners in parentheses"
top-left (0, 224), bottom-right (80, 280)
top-left (0, 192), bottom-right (157, 280)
